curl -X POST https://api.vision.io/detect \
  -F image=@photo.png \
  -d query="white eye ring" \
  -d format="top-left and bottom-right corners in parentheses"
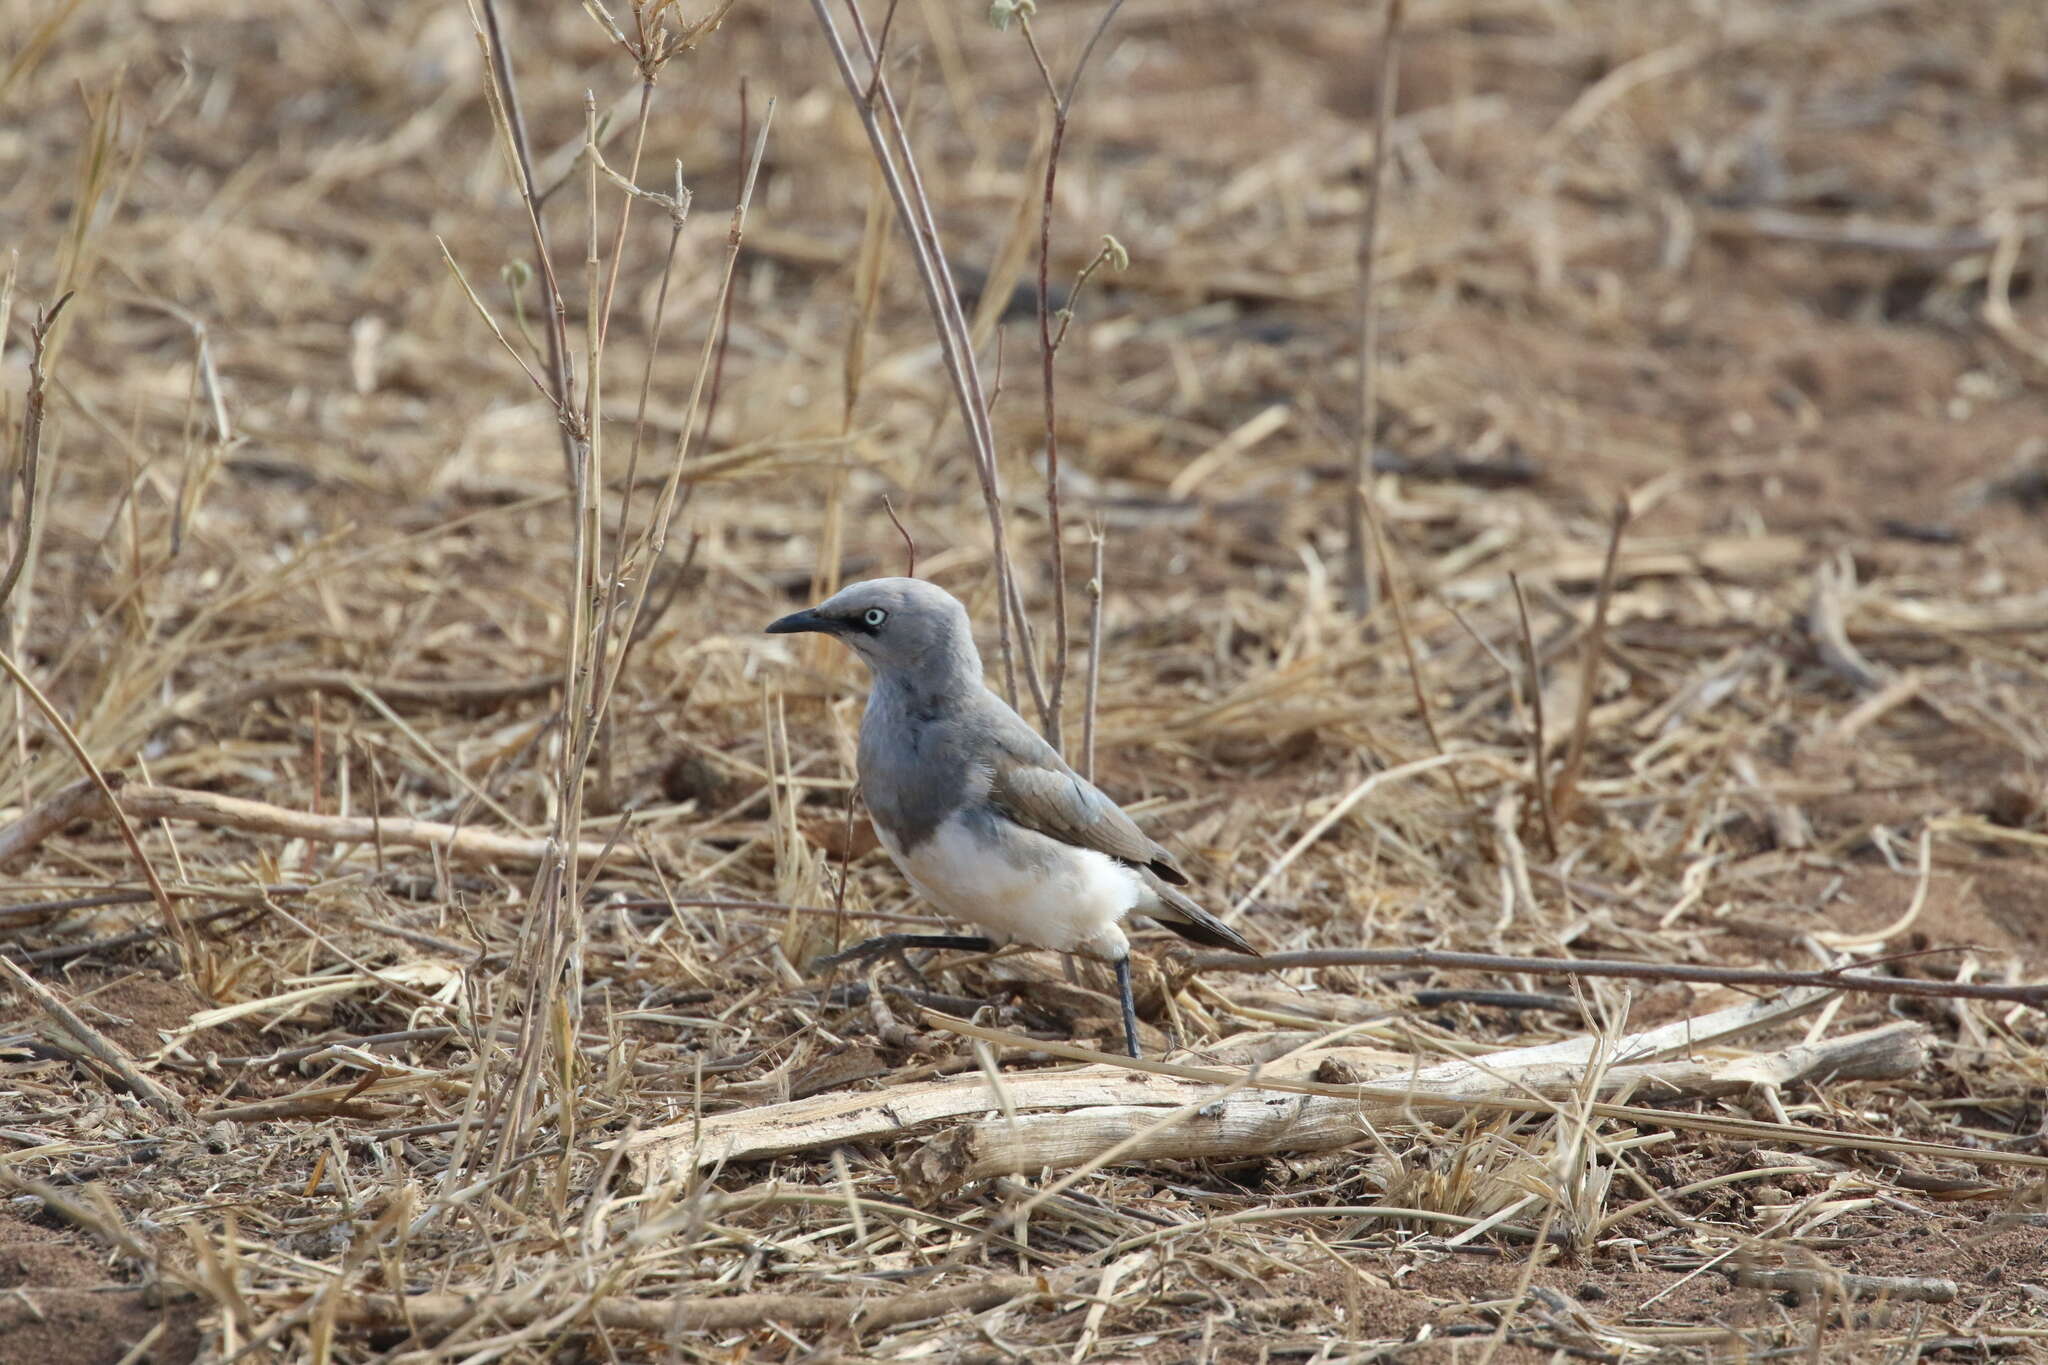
top-left (863, 607), bottom-right (888, 627)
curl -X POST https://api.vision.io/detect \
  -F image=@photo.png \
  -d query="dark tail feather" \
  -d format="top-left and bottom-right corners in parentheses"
top-left (1146, 878), bottom-right (1260, 956)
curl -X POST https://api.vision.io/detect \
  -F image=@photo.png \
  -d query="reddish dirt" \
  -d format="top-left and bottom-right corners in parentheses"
top-left (0, 1206), bottom-right (200, 1365)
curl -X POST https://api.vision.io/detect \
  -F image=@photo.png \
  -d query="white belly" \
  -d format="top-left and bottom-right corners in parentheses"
top-left (875, 813), bottom-right (1143, 960)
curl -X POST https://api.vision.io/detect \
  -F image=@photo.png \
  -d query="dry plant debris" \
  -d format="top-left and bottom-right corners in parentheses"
top-left (3, 1), bottom-right (2048, 1361)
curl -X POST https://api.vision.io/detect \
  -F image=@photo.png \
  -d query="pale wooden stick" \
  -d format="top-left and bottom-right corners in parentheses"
top-left (326, 1276), bottom-right (1040, 1334)
top-left (0, 782), bottom-right (627, 870)
top-left (618, 991), bottom-right (1929, 1187)
top-left (904, 1023), bottom-right (1928, 1196)
top-left (1727, 1267), bottom-right (1955, 1304)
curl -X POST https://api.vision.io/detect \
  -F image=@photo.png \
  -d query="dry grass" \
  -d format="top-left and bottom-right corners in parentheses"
top-left (4, 1), bottom-right (2048, 1360)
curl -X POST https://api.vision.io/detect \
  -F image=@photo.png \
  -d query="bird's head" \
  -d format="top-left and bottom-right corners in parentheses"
top-left (766, 577), bottom-right (982, 682)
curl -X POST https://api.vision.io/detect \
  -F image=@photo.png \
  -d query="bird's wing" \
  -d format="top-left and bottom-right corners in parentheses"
top-left (984, 729), bottom-right (1188, 886)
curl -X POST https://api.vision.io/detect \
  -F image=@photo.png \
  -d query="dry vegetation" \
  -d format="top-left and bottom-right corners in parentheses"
top-left (4, 0), bottom-right (2048, 1360)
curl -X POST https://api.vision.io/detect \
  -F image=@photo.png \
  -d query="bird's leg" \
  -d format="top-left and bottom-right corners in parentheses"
top-left (810, 934), bottom-right (996, 976)
top-left (1114, 956), bottom-right (1141, 1059)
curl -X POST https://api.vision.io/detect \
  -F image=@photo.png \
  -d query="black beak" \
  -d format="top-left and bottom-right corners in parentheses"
top-left (765, 607), bottom-right (832, 636)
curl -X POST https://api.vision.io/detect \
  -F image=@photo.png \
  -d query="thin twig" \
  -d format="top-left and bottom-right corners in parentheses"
top-left (0, 292), bottom-right (69, 619)
top-left (1182, 945), bottom-right (2048, 1007)
top-left (1081, 523), bottom-right (1105, 782)
top-left (1362, 491), bottom-right (1464, 804)
top-left (1510, 573), bottom-right (1558, 860)
top-left (1345, 0), bottom-right (1402, 618)
top-left (473, 0), bottom-right (582, 476)
top-left (1551, 499), bottom-right (1628, 823)
top-left (0, 650), bottom-right (190, 967)
top-left (808, 0), bottom-right (1027, 711)
top-left (881, 494), bottom-right (917, 576)
top-left (1015, 0), bottom-right (1127, 752)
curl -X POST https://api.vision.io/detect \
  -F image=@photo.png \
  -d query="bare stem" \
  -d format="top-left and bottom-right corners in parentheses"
top-left (1551, 499), bottom-right (1629, 824)
top-left (476, 0), bottom-right (583, 481)
top-left (1081, 524), bottom-right (1106, 782)
top-left (1345, 0), bottom-right (1403, 618)
top-left (0, 293), bottom-right (68, 620)
top-left (1510, 573), bottom-right (1559, 860)
top-left (808, 0), bottom-right (1028, 711)
top-left (1017, 2), bottom-right (1126, 751)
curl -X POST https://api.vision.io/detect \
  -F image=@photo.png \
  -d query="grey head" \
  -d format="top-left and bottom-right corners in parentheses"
top-left (765, 577), bottom-right (982, 686)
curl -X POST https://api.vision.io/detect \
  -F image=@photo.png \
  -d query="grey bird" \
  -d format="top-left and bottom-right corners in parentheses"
top-left (766, 577), bottom-right (1259, 1057)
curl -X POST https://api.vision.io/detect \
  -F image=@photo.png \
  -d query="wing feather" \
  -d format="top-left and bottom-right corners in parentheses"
top-left (984, 747), bottom-right (1188, 886)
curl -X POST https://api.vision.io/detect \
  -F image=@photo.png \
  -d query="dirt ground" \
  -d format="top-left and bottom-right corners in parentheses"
top-left (4, 0), bottom-right (2048, 1361)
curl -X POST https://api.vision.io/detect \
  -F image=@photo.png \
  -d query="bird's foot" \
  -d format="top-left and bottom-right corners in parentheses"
top-left (809, 933), bottom-right (996, 977)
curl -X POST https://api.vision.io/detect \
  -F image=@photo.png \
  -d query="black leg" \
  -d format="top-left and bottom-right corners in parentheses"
top-left (1114, 956), bottom-right (1141, 1059)
top-left (810, 933), bottom-right (995, 974)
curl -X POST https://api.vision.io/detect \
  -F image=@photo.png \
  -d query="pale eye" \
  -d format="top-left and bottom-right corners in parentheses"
top-left (863, 607), bottom-right (888, 627)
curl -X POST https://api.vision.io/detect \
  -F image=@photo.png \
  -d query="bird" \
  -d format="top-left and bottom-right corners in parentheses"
top-left (766, 576), bottom-right (1258, 1057)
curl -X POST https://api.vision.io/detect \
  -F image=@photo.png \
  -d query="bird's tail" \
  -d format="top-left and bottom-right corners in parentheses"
top-left (1142, 875), bottom-right (1260, 956)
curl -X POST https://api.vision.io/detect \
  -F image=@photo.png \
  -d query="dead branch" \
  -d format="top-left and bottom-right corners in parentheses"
top-left (619, 985), bottom-right (1921, 1186)
top-left (901, 1022), bottom-right (1927, 1196)
top-left (325, 1275), bottom-right (1041, 1335)
top-left (921, 1013), bottom-right (2037, 1175)
top-left (1182, 944), bottom-right (2048, 1007)
top-left (0, 778), bottom-right (633, 870)
top-left (1727, 1266), bottom-right (1956, 1304)
top-left (167, 670), bottom-right (558, 720)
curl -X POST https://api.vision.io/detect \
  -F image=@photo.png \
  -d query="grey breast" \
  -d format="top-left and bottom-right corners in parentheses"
top-left (857, 675), bottom-right (988, 853)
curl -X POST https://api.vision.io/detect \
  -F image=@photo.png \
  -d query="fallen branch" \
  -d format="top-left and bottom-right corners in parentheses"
top-left (1727, 1266), bottom-right (1956, 1304)
top-left (899, 1021), bottom-right (1927, 1197)
top-left (618, 985), bottom-right (1930, 1189)
top-left (326, 1275), bottom-right (1040, 1336)
top-left (920, 1013), bottom-right (2035, 1174)
top-left (1181, 945), bottom-right (2048, 1007)
top-left (163, 670), bottom-right (557, 722)
top-left (0, 778), bottom-right (634, 870)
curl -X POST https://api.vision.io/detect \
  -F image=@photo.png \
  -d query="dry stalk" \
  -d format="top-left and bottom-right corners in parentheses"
top-left (1550, 498), bottom-right (1628, 824)
top-left (807, 0), bottom-right (1030, 713)
top-left (0, 651), bottom-right (190, 967)
top-left (1081, 522), bottom-right (1106, 781)
top-left (0, 293), bottom-right (67, 619)
top-left (472, 0), bottom-right (582, 481)
top-left (1345, 0), bottom-right (1402, 619)
top-left (1015, 0), bottom-right (1127, 750)
top-left (1363, 489), bottom-right (1464, 804)
top-left (1510, 574), bottom-right (1559, 859)
top-left (0, 779), bottom-right (631, 869)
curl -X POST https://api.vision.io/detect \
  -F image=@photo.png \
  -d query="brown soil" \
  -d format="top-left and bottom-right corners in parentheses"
top-left (0, 1206), bottom-right (200, 1365)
